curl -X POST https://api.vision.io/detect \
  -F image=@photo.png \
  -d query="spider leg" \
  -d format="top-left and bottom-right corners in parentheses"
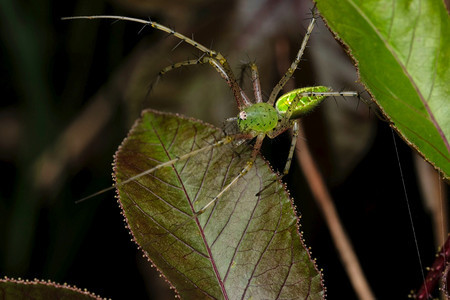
top-left (207, 58), bottom-right (252, 108)
top-left (279, 93), bottom-right (310, 123)
top-left (75, 135), bottom-right (235, 204)
top-left (158, 58), bottom-right (207, 77)
top-left (255, 121), bottom-right (299, 197)
top-left (237, 61), bottom-right (263, 103)
top-left (195, 133), bottom-right (265, 215)
top-left (148, 58), bottom-right (206, 93)
top-left (238, 62), bottom-right (252, 87)
top-left (282, 120), bottom-right (300, 176)
top-left (147, 57), bottom-right (206, 100)
top-left (63, 16), bottom-right (220, 59)
top-left (355, 92), bottom-right (389, 122)
top-left (250, 63), bottom-right (263, 103)
top-left (63, 15), bottom-right (252, 109)
top-left (267, 11), bottom-right (317, 105)
top-left (255, 120), bottom-right (299, 197)
top-left (150, 56), bottom-right (252, 109)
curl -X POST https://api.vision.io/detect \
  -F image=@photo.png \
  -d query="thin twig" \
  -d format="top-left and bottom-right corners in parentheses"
top-left (295, 125), bottom-right (376, 300)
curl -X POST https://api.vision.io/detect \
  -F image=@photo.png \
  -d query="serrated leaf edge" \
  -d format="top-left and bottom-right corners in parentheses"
top-left (113, 109), bottom-right (325, 299)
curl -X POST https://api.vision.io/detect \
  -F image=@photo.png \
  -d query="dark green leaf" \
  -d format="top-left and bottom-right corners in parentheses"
top-left (114, 110), bottom-right (324, 299)
top-left (316, 0), bottom-right (450, 179)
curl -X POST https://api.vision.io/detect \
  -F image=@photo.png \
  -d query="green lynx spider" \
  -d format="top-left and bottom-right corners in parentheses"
top-left (65, 12), bottom-right (359, 214)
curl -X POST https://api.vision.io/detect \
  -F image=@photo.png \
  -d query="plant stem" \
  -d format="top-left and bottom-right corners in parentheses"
top-left (415, 234), bottom-right (450, 299)
top-left (296, 124), bottom-right (376, 300)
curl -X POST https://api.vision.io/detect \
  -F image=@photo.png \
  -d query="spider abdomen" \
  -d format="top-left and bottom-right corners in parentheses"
top-left (276, 86), bottom-right (330, 119)
top-left (237, 102), bottom-right (278, 135)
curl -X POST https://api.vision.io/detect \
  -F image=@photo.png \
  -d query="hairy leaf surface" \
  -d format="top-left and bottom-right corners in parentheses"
top-left (114, 110), bottom-right (323, 299)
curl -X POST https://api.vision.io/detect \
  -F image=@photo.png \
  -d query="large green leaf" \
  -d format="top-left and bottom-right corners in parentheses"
top-left (0, 278), bottom-right (99, 299)
top-left (114, 110), bottom-right (324, 299)
top-left (315, 0), bottom-right (450, 179)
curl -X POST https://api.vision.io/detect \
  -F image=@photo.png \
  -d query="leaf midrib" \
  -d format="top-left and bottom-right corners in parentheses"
top-left (151, 119), bottom-right (230, 299)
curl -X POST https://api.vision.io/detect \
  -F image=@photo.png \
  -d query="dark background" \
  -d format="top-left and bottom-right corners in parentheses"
top-left (0, 0), bottom-right (447, 298)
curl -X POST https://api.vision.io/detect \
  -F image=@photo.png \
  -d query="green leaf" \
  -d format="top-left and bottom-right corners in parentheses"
top-left (315, 0), bottom-right (450, 179)
top-left (0, 278), bottom-right (99, 299)
top-left (114, 110), bottom-right (324, 299)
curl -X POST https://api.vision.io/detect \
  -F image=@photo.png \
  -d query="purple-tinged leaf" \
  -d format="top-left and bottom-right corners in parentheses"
top-left (114, 109), bottom-right (324, 299)
top-left (0, 277), bottom-right (101, 299)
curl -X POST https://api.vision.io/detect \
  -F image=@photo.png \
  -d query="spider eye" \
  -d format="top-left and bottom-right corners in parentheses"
top-left (239, 111), bottom-right (247, 120)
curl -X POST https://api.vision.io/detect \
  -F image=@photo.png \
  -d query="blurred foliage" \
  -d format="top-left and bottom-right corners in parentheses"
top-left (0, 0), bottom-right (443, 299)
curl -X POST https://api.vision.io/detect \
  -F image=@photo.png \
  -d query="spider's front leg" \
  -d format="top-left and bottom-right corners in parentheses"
top-left (152, 56), bottom-right (252, 109)
top-left (267, 10), bottom-right (318, 105)
top-left (239, 62), bottom-right (264, 104)
top-left (63, 15), bottom-right (252, 109)
top-left (250, 63), bottom-right (263, 103)
top-left (195, 134), bottom-right (265, 216)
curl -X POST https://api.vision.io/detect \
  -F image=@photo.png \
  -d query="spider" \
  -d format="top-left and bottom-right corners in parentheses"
top-left (65, 10), bottom-right (359, 214)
